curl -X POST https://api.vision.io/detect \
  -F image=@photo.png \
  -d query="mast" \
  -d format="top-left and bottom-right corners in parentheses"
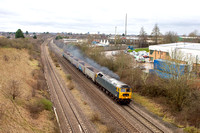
top-left (125, 13), bottom-right (127, 36)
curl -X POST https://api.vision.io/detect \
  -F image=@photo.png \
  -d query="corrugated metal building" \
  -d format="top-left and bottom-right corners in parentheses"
top-left (149, 42), bottom-right (200, 72)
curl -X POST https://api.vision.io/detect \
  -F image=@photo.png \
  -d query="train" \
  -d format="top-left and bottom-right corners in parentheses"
top-left (63, 52), bottom-right (132, 104)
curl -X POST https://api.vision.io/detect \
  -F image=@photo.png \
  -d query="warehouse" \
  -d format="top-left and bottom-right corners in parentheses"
top-left (149, 42), bottom-right (200, 73)
top-left (149, 42), bottom-right (200, 63)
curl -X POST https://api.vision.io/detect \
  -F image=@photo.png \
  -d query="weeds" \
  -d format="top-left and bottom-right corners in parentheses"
top-left (28, 98), bottom-right (52, 119)
top-left (68, 81), bottom-right (75, 90)
top-left (90, 113), bottom-right (101, 123)
top-left (66, 74), bottom-right (72, 80)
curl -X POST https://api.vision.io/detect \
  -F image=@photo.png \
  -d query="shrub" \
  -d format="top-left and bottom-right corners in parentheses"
top-left (66, 74), bottom-right (72, 80)
top-left (40, 98), bottom-right (53, 111)
top-left (28, 100), bottom-right (44, 119)
top-left (90, 113), bottom-right (100, 123)
top-left (68, 81), bottom-right (74, 90)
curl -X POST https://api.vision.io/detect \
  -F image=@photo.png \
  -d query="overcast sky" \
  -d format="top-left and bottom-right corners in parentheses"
top-left (0, 0), bottom-right (200, 35)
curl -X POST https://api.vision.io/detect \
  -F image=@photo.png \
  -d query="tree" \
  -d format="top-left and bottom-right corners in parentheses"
top-left (188, 30), bottom-right (198, 37)
top-left (15, 29), bottom-right (25, 38)
top-left (25, 31), bottom-right (29, 35)
top-left (164, 31), bottom-right (179, 43)
top-left (139, 27), bottom-right (148, 47)
top-left (151, 24), bottom-right (162, 45)
top-left (188, 30), bottom-right (199, 43)
top-left (33, 35), bottom-right (37, 39)
top-left (55, 35), bottom-right (63, 40)
top-left (7, 80), bottom-right (21, 100)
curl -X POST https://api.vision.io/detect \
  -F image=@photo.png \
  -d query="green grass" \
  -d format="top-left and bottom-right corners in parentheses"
top-left (184, 126), bottom-right (200, 133)
top-left (132, 93), bottom-right (163, 117)
top-left (134, 48), bottom-right (149, 52)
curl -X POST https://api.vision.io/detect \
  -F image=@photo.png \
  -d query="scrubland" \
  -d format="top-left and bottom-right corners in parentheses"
top-left (0, 38), bottom-right (58, 133)
top-left (77, 43), bottom-right (200, 133)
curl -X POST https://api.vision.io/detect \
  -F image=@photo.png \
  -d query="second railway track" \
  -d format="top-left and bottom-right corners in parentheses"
top-left (42, 39), bottom-right (95, 133)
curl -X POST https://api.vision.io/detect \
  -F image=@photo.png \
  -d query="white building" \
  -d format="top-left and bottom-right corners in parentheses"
top-left (149, 42), bottom-right (200, 65)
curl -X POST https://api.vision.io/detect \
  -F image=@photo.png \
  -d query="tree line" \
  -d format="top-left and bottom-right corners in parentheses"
top-left (138, 24), bottom-right (199, 47)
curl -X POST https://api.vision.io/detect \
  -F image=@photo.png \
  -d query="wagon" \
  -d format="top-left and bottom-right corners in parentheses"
top-left (78, 60), bottom-right (85, 73)
top-left (85, 66), bottom-right (99, 82)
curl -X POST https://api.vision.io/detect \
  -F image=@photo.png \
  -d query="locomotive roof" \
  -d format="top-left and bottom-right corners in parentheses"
top-left (98, 72), bottom-right (129, 88)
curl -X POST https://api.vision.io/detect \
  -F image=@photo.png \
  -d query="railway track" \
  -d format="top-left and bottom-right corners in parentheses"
top-left (41, 39), bottom-right (94, 133)
top-left (49, 43), bottom-right (140, 132)
top-left (49, 40), bottom-right (175, 133)
top-left (123, 105), bottom-right (164, 133)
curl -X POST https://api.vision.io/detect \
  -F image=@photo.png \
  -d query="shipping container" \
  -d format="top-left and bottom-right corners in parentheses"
top-left (154, 59), bottom-right (188, 76)
top-left (149, 69), bottom-right (174, 79)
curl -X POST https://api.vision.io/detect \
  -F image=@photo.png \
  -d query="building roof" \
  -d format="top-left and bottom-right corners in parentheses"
top-left (149, 42), bottom-right (200, 64)
top-left (149, 42), bottom-right (200, 52)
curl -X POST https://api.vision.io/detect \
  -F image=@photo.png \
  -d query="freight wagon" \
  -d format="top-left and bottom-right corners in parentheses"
top-left (78, 61), bottom-right (85, 73)
top-left (85, 66), bottom-right (99, 82)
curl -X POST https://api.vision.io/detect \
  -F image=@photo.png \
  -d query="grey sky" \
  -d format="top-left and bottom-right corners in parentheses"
top-left (0, 0), bottom-right (200, 35)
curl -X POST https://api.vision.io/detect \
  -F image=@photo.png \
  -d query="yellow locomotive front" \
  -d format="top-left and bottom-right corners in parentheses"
top-left (118, 86), bottom-right (132, 100)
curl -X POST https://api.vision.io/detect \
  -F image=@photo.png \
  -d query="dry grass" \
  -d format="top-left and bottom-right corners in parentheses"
top-left (0, 48), bottom-right (57, 133)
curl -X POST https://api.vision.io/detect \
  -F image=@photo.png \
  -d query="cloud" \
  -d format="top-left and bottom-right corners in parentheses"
top-left (0, 0), bottom-right (200, 34)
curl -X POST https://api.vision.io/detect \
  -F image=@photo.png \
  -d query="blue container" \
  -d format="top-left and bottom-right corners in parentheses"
top-left (154, 59), bottom-right (188, 76)
top-left (154, 69), bottom-right (173, 79)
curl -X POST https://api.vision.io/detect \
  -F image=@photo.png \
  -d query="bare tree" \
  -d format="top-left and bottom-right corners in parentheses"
top-left (151, 24), bottom-right (162, 45)
top-left (139, 27), bottom-right (148, 47)
top-left (188, 30), bottom-right (199, 43)
top-left (164, 31), bottom-right (179, 43)
top-left (7, 80), bottom-right (21, 100)
top-left (188, 30), bottom-right (198, 37)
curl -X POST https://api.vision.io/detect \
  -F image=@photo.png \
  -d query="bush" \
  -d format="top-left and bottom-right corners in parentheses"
top-left (90, 113), bottom-right (100, 123)
top-left (40, 98), bottom-right (53, 111)
top-left (28, 100), bottom-right (44, 119)
top-left (55, 35), bottom-right (63, 40)
top-left (68, 81), bottom-right (74, 90)
top-left (66, 74), bottom-right (72, 80)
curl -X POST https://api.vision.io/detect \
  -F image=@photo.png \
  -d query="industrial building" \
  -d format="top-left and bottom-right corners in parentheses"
top-left (149, 42), bottom-right (200, 72)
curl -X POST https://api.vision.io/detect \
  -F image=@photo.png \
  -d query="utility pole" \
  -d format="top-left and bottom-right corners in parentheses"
top-left (125, 13), bottom-right (127, 36)
top-left (115, 26), bottom-right (117, 45)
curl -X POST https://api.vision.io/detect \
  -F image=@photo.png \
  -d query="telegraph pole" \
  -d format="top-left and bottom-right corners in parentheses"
top-left (115, 26), bottom-right (117, 45)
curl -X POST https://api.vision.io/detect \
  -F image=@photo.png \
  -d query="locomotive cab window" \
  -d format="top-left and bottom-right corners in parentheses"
top-left (121, 85), bottom-right (131, 92)
top-left (98, 73), bottom-right (103, 77)
top-left (121, 88), bottom-right (126, 92)
top-left (126, 88), bottom-right (130, 92)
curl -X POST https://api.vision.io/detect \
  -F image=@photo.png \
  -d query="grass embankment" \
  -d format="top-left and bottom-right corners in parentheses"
top-left (134, 48), bottom-right (149, 52)
top-left (127, 48), bottom-right (149, 52)
top-left (49, 49), bottom-right (113, 132)
top-left (76, 43), bottom-right (200, 132)
top-left (0, 38), bottom-right (58, 133)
